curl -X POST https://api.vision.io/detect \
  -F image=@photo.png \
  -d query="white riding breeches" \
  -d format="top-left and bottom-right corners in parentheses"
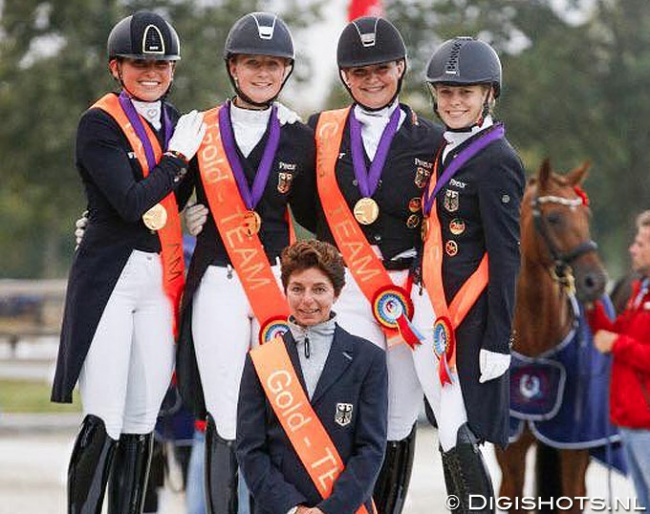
top-left (191, 263), bottom-right (283, 440)
top-left (336, 268), bottom-right (468, 448)
top-left (79, 250), bottom-right (175, 440)
top-left (410, 287), bottom-right (468, 452)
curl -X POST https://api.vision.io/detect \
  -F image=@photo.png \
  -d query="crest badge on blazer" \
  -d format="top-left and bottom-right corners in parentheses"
top-left (443, 189), bottom-right (460, 212)
top-left (277, 172), bottom-right (294, 194)
top-left (414, 167), bottom-right (430, 189)
top-left (335, 403), bottom-right (354, 427)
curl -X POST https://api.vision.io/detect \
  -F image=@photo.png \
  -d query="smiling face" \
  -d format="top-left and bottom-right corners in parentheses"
top-left (229, 54), bottom-right (290, 107)
top-left (110, 58), bottom-right (175, 102)
top-left (432, 83), bottom-right (492, 129)
top-left (342, 60), bottom-right (405, 109)
top-left (286, 267), bottom-right (338, 327)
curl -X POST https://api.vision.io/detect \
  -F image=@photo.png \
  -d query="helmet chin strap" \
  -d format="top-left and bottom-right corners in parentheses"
top-left (340, 60), bottom-right (406, 112)
top-left (111, 60), bottom-right (172, 102)
top-left (352, 84), bottom-right (401, 112)
top-left (227, 63), bottom-right (294, 110)
top-left (431, 85), bottom-right (492, 132)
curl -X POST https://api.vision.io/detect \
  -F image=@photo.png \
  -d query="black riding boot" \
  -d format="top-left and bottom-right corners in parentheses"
top-left (68, 415), bottom-right (117, 514)
top-left (441, 423), bottom-right (495, 514)
top-left (205, 414), bottom-right (238, 514)
top-left (108, 432), bottom-right (154, 514)
top-left (373, 423), bottom-right (417, 514)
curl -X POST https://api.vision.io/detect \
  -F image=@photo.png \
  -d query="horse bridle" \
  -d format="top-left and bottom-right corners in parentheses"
top-left (531, 193), bottom-right (598, 296)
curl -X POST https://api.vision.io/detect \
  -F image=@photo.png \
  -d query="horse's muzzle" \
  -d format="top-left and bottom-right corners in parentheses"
top-left (574, 265), bottom-right (607, 303)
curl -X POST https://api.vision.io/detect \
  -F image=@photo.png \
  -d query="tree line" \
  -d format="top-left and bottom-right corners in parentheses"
top-left (1, 0), bottom-right (647, 280)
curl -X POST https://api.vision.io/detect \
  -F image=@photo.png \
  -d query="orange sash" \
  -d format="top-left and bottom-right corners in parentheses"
top-left (197, 107), bottom-right (290, 338)
top-left (421, 156), bottom-right (489, 384)
top-left (250, 337), bottom-right (372, 514)
top-left (92, 93), bottom-right (185, 337)
top-left (315, 108), bottom-right (415, 348)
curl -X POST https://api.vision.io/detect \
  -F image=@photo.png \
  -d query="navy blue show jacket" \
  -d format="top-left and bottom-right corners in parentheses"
top-left (435, 131), bottom-right (525, 447)
top-left (176, 117), bottom-right (316, 418)
top-left (236, 325), bottom-right (388, 514)
top-left (306, 105), bottom-right (445, 263)
top-left (51, 92), bottom-right (193, 403)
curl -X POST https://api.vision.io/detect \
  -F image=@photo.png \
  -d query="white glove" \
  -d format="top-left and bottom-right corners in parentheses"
top-left (479, 349), bottom-right (511, 383)
top-left (184, 202), bottom-right (209, 236)
top-left (274, 101), bottom-right (302, 125)
top-left (168, 110), bottom-right (207, 161)
top-left (74, 210), bottom-right (89, 250)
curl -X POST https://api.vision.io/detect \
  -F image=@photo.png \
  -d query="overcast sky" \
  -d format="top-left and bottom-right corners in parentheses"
top-left (279, 0), bottom-right (348, 113)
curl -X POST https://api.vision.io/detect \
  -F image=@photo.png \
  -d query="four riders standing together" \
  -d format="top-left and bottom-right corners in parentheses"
top-left (52, 8), bottom-right (526, 514)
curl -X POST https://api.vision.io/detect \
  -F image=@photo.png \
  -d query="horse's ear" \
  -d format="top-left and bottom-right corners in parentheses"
top-left (566, 160), bottom-right (591, 186)
top-left (538, 158), bottom-right (552, 189)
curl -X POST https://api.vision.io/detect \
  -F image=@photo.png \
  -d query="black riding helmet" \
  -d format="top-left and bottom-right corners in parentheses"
top-left (426, 37), bottom-right (501, 129)
top-left (336, 17), bottom-right (407, 111)
top-left (425, 36), bottom-right (501, 97)
top-left (224, 12), bottom-right (294, 109)
top-left (107, 11), bottom-right (181, 62)
top-left (107, 11), bottom-right (180, 102)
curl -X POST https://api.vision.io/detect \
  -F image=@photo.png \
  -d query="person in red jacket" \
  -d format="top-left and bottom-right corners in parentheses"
top-left (588, 209), bottom-right (650, 510)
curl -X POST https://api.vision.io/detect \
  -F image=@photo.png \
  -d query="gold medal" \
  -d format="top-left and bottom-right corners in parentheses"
top-left (242, 210), bottom-right (262, 237)
top-left (421, 217), bottom-right (430, 241)
top-left (142, 203), bottom-right (168, 231)
top-left (353, 197), bottom-right (379, 225)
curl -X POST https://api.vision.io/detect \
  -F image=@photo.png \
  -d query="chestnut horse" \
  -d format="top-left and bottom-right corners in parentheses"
top-left (495, 159), bottom-right (609, 513)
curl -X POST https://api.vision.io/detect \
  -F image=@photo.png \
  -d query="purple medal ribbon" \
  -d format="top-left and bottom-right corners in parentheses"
top-left (118, 90), bottom-right (172, 172)
top-left (349, 106), bottom-right (401, 198)
top-left (423, 123), bottom-right (505, 217)
top-left (218, 101), bottom-right (281, 210)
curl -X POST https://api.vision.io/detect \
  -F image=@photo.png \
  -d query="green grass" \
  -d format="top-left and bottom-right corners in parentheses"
top-left (0, 379), bottom-right (81, 413)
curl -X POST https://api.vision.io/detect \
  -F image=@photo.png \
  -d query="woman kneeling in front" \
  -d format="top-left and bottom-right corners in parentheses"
top-left (236, 239), bottom-right (388, 514)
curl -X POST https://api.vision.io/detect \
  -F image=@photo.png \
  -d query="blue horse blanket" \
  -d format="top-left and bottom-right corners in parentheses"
top-left (509, 297), bottom-right (627, 473)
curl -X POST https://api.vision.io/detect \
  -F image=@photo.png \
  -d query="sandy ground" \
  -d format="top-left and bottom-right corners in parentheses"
top-left (0, 338), bottom-right (639, 513)
top-left (0, 420), bottom-right (639, 514)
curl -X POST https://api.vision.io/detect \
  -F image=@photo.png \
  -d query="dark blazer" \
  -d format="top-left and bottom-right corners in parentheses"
top-left (184, 115), bottom-right (316, 289)
top-left (51, 92), bottom-right (193, 403)
top-left (434, 129), bottom-right (525, 446)
top-left (307, 105), bottom-right (444, 262)
top-left (236, 325), bottom-right (388, 514)
top-left (176, 111), bottom-right (316, 418)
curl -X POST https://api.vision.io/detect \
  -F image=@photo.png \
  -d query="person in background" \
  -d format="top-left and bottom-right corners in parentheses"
top-left (236, 239), bottom-right (388, 514)
top-left (51, 10), bottom-right (205, 513)
top-left (588, 209), bottom-right (650, 510)
top-left (175, 12), bottom-right (314, 514)
top-left (422, 36), bottom-right (525, 513)
top-left (185, 420), bottom-right (207, 514)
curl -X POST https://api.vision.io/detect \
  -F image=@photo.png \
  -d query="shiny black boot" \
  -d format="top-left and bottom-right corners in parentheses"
top-left (68, 414), bottom-right (117, 514)
top-left (108, 432), bottom-right (154, 514)
top-left (373, 423), bottom-right (417, 514)
top-left (441, 423), bottom-right (495, 514)
top-left (441, 445), bottom-right (459, 513)
top-left (205, 414), bottom-right (238, 514)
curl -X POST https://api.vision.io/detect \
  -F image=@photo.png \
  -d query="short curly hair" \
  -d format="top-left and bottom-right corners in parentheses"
top-left (280, 239), bottom-right (346, 296)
